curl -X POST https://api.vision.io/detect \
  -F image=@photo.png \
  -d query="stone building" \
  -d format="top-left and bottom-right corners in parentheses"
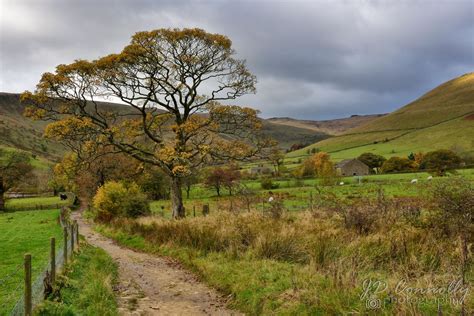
top-left (335, 159), bottom-right (369, 176)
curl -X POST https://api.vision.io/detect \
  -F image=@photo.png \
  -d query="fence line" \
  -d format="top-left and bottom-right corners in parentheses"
top-left (4, 207), bottom-right (79, 316)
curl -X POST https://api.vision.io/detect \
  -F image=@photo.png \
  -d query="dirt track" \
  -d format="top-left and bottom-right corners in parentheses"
top-left (71, 212), bottom-right (241, 316)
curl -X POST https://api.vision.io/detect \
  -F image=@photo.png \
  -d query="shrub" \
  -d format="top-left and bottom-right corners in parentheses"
top-left (420, 149), bottom-right (462, 176)
top-left (381, 156), bottom-right (416, 173)
top-left (93, 181), bottom-right (150, 221)
top-left (358, 152), bottom-right (386, 172)
top-left (260, 178), bottom-right (279, 190)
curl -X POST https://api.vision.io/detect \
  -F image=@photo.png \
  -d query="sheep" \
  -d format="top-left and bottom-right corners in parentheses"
top-left (410, 179), bottom-right (418, 184)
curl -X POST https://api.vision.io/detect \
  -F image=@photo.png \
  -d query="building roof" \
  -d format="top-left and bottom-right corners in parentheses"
top-left (335, 159), bottom-right (353, 168)
top-left (335, 159), bottom-right (368, 168)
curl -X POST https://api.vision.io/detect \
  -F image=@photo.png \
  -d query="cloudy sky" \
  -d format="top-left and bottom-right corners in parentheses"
top-left (1, 0), bottom-right (473, 119)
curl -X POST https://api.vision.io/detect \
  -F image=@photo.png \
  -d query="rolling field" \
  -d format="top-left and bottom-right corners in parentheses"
top-left (0, 209), bottom-right (63, 315)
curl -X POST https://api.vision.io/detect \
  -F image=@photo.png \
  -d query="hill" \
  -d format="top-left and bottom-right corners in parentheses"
top-left (0, 93), bottom-right (332, 165)
top-left (287, 73), bottom-right (474, 161)
top-left (267, 114), bottom-right (385, 135)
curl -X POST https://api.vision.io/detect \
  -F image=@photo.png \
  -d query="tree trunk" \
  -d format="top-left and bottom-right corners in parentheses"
top-left (0, 176), bottom-right (4, 211)
top-left (170, 177), bottom-right (185, 219)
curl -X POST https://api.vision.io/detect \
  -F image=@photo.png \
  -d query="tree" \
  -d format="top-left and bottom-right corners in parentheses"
top-left (420, 149), bottom-right (462, 176)
top-left (0, 149), bottom-right (34, 210)
top-left (380, 157), bottom-right (416, 173)
top-left (296, 152), bottom-right (336, 184)
top-left (137, 167), bottom-right (170, 200)
top-left (268, 146), bottom-right (284, 176)
top-left (182, 173), bottom-right (199, 199)
top-left (23, 28), bottom-right (270, 218)
top-left (204, 165), bottom-right (240, 196)
top-left (53, 151), bottom-right (143, 201)
top-left (358, 152), bottom-right (386, 173)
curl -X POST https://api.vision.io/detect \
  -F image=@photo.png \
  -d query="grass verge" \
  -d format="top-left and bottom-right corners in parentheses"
top-left (35, 243), bottom-right (118, 316)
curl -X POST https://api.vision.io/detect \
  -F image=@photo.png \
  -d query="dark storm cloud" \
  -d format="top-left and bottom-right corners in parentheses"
top-left (1, 0), bottom-right (473, 119)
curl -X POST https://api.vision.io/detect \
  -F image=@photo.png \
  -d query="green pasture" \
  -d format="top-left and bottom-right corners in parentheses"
top-left (285, 117), bottom-right (474, 162)
top-left (5, 196), bottom-right (71, 211)
top-left (0, 209), bottom-right (63, 315)
top-left (149, 169), bottom-right (474, 218)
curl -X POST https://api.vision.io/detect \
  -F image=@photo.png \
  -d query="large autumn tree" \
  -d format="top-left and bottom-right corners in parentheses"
top-left (22, 28), bottom-right (269, 218)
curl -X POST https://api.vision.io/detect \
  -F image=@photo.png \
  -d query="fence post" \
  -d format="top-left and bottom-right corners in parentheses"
top-left (202, 204), bottom-right (209, 216)
top-left (63, 227), bottom-right (68, 265)
top-left (24, 253), bottom-right (32, 316)
top-left (70, 224), bottom-right (75, 253)
top-left (50, 238), bottom-right (56, 285)
top-left (74, 220), bottom-right (79, 248)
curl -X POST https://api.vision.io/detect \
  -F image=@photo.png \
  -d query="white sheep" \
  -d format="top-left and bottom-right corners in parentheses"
top-left (411, 179), bottom-right (418, 184)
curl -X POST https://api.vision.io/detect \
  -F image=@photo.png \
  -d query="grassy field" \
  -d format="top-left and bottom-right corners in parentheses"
top-left (5, 196), bottom-right (71, 211)
top-left (0, 209), bottom-right (63, 315)
top-left (98, 177), bottom-right (474, 315)
top-left (149, 169), bottom-right (474, 218)
top-left (35, 244), bottom-right (118, 316)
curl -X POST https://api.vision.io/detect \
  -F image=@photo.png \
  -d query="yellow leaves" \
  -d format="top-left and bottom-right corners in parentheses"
top-left (23, 106), bottom-right (47, 120)
top-left (44, 117), bottom-right (94, 140)
top-left (171, 165), bottom-right (190, 176)
top-left (131, 28), bottom-right (232, 50)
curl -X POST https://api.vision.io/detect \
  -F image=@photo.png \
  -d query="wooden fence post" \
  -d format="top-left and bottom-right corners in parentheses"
top-left (24, 253), bottom-right (32, 316)
top-left (74, 220), bottom-right (79, 248)
top-left (202, 204), bottom-right (209, 216)
top-left (50, 238), bottom-right (55, 285)
top-left (63, 227), bottom-right (68, 265)
top-left (70, 224), bottom-right (75, 253)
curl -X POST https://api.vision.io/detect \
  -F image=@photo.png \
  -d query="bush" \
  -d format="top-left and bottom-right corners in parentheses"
top-left (420, 149), bottom-right (462, 176)
top-left (381, 156), bottom-right (416, 173)
top-left (358, 152), bottom-right (386, 172)
top-left (93, 181), bottom-right (150, 221)
top-left (260, 178), bottom-right (279, 190)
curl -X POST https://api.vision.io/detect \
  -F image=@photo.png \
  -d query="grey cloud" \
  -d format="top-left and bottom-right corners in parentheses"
top-left (1, 0), bottom-right (473, 119)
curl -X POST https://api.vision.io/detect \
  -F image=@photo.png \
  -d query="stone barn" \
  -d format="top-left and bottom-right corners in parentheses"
top-left (336, 159), bottom-right (369, 176)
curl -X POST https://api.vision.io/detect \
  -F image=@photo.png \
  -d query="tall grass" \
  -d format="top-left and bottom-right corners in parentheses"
top-left (35, 244), bottom-right (118, 315)
top-left (101, 185), bottom-right (473, 314)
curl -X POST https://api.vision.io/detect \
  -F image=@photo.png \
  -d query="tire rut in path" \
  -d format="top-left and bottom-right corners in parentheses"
top-left (71, 212), bottom-right (241, 316)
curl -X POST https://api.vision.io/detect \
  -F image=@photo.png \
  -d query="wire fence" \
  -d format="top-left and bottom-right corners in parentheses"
top-left (1, 208), bottom-right (78, 316)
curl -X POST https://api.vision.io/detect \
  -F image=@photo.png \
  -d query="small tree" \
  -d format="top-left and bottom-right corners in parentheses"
top-left (381, 157), bottom-right (416, 173)
top-left (358, 152), bottom-right (386, 173)
top-left (138, 167), bottom-right (170, 200)
top-left (0, 149), bottom-right (34, 210)
top-left (93, 181), bottom-right (150, 221)
top-left (204, 165), bottom-right (241, 196)
top-left (420, 149), bottom-right (462, 176)
top-left (268, 146), bottom-right (285, 176)
top-left (182, 173), bottom-right (200, 199)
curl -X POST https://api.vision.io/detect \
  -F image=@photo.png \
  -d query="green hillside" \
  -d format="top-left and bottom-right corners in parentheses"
top-left (288, 73), bottom-right (474, 161)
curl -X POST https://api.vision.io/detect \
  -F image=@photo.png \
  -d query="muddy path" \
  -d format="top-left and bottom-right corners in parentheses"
top-left (71, 211), bottom-right (241, 316)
